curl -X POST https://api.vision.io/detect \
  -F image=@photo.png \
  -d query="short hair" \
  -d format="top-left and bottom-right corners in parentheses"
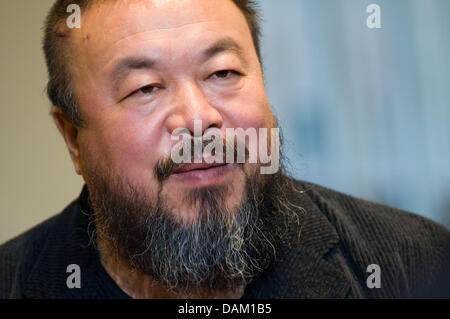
top-left (43, 0), bottom-right (262, 126)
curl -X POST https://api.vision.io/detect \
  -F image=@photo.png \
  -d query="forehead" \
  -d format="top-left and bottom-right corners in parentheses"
top-left (71, 0), bottom-right (254, 68)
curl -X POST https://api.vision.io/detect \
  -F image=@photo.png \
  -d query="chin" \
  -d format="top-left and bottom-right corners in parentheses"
top-left (165, 183), bottom-right (247, 224)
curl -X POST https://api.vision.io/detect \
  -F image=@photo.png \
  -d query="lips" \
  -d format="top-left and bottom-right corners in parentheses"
top-left (170, 159), bottom-right (233, 187)
top-left (172, 162), bottom-right (227, 174)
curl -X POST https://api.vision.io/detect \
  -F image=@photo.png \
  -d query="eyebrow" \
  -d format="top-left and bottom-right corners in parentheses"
top-left (202, 38), bottom-right (247, 66)
top-left (111, 37), bottom-right (248, 90)
top-left (111, 57), bottom-right (156, 90)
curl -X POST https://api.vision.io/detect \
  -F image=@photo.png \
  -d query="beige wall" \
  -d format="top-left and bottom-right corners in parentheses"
top-left (0, 1), bottom-right (83, 244)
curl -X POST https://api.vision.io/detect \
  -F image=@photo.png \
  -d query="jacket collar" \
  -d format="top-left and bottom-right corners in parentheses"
top-left (24, 186), bottom-right (128, 299)
top-left (243, 180), bottom-right (351, 298)
top-left (24, 181), bottom-right (351, 299)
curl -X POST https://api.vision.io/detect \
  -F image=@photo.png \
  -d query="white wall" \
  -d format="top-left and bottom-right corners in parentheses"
top-left (0, 1), bottom-right (83, 244)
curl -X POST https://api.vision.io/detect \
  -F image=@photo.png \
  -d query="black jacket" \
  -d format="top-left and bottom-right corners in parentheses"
top-left (1, 180), bottom-right (449, 299)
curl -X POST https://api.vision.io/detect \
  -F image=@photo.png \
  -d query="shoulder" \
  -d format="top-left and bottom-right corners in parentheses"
top-left (295, 179), bottom-right (450, 297)
top-left (297, 180), bottom-right (450, 249)
top-left (298, 180), bottom-right (449, 239)
top-left (0, 200), bottom-right (78, 299)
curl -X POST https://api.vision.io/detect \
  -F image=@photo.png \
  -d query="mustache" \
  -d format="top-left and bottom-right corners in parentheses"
top-left (154, 137), bottom-right (249, 183)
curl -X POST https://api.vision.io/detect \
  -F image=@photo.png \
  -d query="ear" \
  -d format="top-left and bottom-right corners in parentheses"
top-left (51, 106), bottom-right (83, 175)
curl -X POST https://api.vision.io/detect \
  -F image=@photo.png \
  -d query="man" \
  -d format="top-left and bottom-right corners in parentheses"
top-left (0, 0), bottom-right (449, 299)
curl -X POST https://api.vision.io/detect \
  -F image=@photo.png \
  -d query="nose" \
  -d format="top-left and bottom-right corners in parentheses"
top-left (165, 82), bottom-right (223, 136)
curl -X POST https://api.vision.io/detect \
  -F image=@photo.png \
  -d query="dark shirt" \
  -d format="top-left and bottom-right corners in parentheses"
top-left (1, 179), bottom-right (449, 298)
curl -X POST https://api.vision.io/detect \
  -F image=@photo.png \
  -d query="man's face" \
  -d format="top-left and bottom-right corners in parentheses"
top-left (70, 0), bottom-right (275, 224)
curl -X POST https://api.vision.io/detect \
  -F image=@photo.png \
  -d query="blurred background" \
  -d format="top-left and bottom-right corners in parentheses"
top-left (260, 0), bottom-right (450, 228)
top-left (0, 0), bottom-right (449, 244)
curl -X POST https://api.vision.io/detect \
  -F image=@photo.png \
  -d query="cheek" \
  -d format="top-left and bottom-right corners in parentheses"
top-left (219, 83), bottom-right (275, 162)
top-left (83, 115), bottom-right (162, 184)
top-left (224, 83), bottom-right (273, 131)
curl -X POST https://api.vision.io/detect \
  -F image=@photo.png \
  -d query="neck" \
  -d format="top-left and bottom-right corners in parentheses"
top-left (97, 238), bottom-right (245, 299)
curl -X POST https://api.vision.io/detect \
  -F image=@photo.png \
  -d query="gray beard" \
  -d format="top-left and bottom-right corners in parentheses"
top-left (85, 162), bottom-right (299, 294)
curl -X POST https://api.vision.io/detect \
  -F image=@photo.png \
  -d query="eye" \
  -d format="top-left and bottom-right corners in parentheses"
top-left (135, 85), bottom-right (159, 95)
top-left (122, 84), bottom-right (161, 101)
top-left (210, 70), bottom-right (241, 80)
